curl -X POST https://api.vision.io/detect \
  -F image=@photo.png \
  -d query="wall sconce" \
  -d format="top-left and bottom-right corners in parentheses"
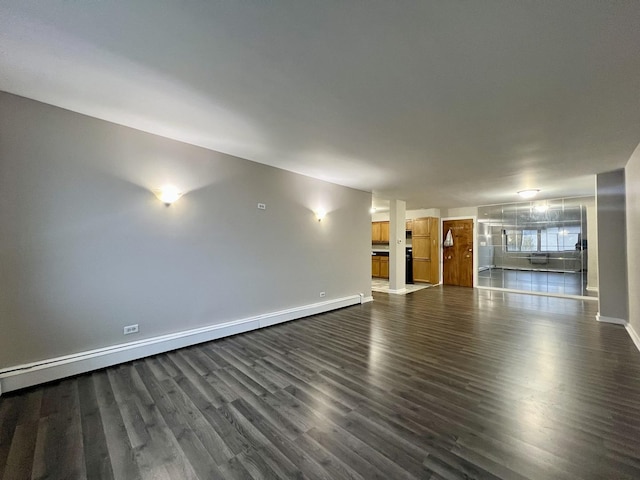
top-left (315, 208), bottom-right (326, 222)
top-left (154, 185), bottom-right (183, 206)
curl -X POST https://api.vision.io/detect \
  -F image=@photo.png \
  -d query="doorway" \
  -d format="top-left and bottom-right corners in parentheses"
top-left (442, 218), bottom-right (474, 287)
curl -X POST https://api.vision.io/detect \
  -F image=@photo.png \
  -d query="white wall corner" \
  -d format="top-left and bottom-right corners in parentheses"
top-left (626, 323), bottom-right (640, 353)
top-left (596, 313), bottom-right (627, 325)
top-left (0, 295), bottom-right (362, 395)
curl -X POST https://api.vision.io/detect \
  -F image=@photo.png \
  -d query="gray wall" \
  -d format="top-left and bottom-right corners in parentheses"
top-left (596, 169), bottom-right (628, 322)
top-left (584, 196), bottom-right (598, 291)
top-left (0, 92), bottom-right (372, 368)
top-left (441, 206), bottom-right (478, 218)
top-left (626, 144), bottom-right (640, 335)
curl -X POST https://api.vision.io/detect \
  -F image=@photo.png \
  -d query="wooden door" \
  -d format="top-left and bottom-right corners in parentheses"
top-left (442, 219), bottom-right (474, 287)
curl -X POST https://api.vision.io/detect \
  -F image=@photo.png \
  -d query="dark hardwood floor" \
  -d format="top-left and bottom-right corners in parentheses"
top-left (1, 286), bottom-right (640, 479)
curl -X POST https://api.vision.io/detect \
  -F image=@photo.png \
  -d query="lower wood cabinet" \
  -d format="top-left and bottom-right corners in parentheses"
top-left (372, 255), bottom-right (381, 277)
top-left (372, 255), bottom-right (389, 279)
top-left (412, 258), bottom-right (432, 283)
top-left (380, 256), bottom-right (389, 278)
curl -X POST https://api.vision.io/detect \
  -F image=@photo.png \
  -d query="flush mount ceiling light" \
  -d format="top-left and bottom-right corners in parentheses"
top-left (517, 189), bottom-right (540, 199)
top-left (154, 185), bottom-right (183, 206)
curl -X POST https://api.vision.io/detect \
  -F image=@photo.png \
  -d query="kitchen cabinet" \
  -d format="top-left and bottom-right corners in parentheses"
top-left (413, 258), bottom-right (432, 283)
top-left (371, 222), bottom-right (381, 243)
top-left (371, 254), bottom-right (389, 279)
top-left (406, 219), bottom-right (413, 231)
top-left (412, 217), bottom-right (433, 236)
top-left (380, 256), bottom-right (389, 278)
top-left (371, 221), bottom-right (389, 244)
top-left (372, 255), bottom-right (381, 277)
top-left (412, 217), bottom-right (439, 283)
top-left (412, 237), bottom-right (431, 260)
top-left (381, 222), bottom-right (389, 242)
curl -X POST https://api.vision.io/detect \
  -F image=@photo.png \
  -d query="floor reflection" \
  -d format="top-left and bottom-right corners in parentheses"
top-left (478, 268), bottom-right (595, 297)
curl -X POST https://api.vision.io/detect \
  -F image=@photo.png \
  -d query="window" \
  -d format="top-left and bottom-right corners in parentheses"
top-left (541, 226), bottom-right (581, 251)
top-left (506, 226), bottom-right (581, 252)
top-left (520, 230), bottom-right (538, 252)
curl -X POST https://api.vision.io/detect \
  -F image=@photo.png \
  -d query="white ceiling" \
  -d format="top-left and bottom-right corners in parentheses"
top-left (1, 1), bottom-right (639, 209)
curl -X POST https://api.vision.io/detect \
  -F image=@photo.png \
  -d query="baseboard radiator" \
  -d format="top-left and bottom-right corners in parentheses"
top-left (0, 294), bottom-right (370, 395)
top-left (529, 253), bottom-right (549, 265)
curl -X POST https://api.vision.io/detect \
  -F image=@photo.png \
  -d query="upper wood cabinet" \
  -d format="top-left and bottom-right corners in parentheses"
top-left (412, 217), bottom-right (433, 236)
top-left (380, 222), bottom-right (389, 242)
top-left (371, 221), bottom-right (390, 244)
top-left (405, 220), bottom-right (413, 231)
top-left (371, 222), bottom-right (381, 242)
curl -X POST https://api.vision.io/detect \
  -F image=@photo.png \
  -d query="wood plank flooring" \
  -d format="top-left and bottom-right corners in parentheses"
top-left (1, 286), bottom-right (640, 479)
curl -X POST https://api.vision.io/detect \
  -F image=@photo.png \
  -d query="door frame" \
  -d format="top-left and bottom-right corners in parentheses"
top-left (440, 216), bottom-right (478, 287)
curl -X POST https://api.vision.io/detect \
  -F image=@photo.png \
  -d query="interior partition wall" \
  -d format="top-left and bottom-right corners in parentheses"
top-left (477, 197), bottom-right (595, 298)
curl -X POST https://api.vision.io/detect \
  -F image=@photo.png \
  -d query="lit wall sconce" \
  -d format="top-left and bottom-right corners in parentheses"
top-left (154, 185), bottom-right (183, 206)
top-left (315, 208), bottom-right (327, 222)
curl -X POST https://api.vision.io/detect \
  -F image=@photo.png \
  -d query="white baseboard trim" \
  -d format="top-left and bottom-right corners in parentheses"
top-left (625, 323), bottom-right (640, 353)
top-left (361, 295), bottom-right (374, 303)
top-left (388, 288), bottom-right (408, 295)
top-left (586, 286), bottom-right (599, 292)
top-left (0, 295), bottom-right (361, 395)
top-left (596, 313), bottom-right (627, 325)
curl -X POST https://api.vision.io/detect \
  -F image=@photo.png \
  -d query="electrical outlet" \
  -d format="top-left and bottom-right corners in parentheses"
top-left (123, 324), bottom-right (139, 335)
top-left (320, 291), bottom-right (326, 298)
top-left (257, 203), bottom-right (266, 210)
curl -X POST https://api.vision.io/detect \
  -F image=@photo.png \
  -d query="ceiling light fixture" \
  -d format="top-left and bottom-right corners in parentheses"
top-left (517, 189), bottom-right (540, 199)
top-left (154, 185), bottom-right (183, 206)
top-left (315, 208), bottom-right (327, 222)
